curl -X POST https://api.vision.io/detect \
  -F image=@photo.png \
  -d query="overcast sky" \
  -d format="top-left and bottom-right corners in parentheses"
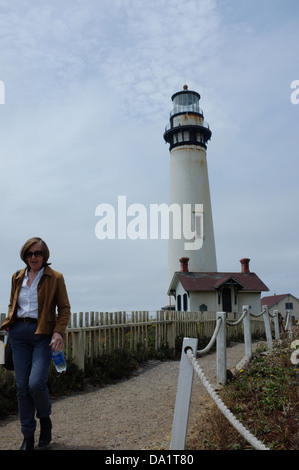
top-left (0, 0), bottom-right (298, 314)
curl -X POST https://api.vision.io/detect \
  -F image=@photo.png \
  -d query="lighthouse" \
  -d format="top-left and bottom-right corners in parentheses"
top-left (164, 85), bottom-right (217, 289)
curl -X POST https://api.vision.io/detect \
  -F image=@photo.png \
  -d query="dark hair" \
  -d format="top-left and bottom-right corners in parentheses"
top-left (20, 237), bottom-right (51, 268)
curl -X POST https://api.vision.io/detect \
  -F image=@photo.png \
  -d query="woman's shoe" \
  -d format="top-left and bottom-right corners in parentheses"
top-left (19, 435), bottom-right (34, 450)
top-left (38, 416), bottom-right (52, 447)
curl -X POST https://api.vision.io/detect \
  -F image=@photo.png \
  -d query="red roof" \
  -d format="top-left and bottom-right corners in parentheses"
top-left (169, 271), bottom-right (269, 294)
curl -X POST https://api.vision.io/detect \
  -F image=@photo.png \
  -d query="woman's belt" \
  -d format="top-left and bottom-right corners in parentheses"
top-left (16, 317), bottom-right (38, 323)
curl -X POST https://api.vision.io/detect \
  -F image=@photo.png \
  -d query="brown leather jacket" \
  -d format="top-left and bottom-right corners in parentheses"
top-left (0, 266), bottom-right (71, 336)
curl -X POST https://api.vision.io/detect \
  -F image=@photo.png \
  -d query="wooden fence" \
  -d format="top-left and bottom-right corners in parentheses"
top-left (0, 311), bottom-right (266, 371)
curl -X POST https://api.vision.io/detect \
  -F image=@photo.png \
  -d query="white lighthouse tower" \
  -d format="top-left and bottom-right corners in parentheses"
top-left (164, 85), bottom-right (217, 289)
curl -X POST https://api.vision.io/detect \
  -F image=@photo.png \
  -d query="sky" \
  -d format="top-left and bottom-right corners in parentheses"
top-left (0, 0), bottom-right (298, 314)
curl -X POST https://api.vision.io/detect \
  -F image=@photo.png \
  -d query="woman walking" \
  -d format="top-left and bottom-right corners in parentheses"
top-left (1, 237), bottom-right (71, 450)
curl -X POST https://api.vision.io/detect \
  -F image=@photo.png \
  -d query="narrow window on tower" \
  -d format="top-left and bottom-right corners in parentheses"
top-left (192, 209), bottom-right (203, 239)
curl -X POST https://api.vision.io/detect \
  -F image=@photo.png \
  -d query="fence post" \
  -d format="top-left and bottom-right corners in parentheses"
top-left (216, 312), bottom-right (226, 385)
top-left (262, 305), bottom-right (273, 349)
top-left (285, 311), bottom-right (290, 330)
top-left (166, 311), bottom-right (176, 351)
top-left (285, 310), bottom-right (293, 338)
top-left (72, 330), bottom-right (85, 371)
top-left (242, 305), bottom-right (252, 358)
top-left (272, 310), bottom-right (280, 340)
top-left (170, 337), bottom-right (198, 450)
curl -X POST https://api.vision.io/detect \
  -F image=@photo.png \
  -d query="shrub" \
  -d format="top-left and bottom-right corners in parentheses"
top-left (85, 348), bottom-right (137, 386)
top-left (48, 360), bottom-right (85, 396)
top-left (0, 369), bottom-right (17, 419)
top-left (187, 333), bottom-right (299, 450)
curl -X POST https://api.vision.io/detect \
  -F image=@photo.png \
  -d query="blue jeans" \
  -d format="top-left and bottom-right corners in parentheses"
top-left (9, 321), bottom-right (52, 437)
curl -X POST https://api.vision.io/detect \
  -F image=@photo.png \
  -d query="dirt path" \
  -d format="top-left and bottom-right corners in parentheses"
top-left (0, 343), bottom-right (249, 450)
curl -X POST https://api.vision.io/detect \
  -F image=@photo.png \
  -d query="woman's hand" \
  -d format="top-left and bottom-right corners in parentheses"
top-left (50, 332), bottom-right (64, 351)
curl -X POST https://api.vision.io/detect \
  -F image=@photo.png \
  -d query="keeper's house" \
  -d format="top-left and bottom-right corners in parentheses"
top-left (167, 257), bottom-right (269, 314)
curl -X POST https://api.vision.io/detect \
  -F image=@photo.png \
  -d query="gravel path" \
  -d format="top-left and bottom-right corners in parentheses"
top-left (0, 343), bottom-right (249, 450)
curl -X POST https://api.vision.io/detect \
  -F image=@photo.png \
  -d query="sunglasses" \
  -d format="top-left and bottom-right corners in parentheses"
top-left (25, 250), bottom-right (43, 259)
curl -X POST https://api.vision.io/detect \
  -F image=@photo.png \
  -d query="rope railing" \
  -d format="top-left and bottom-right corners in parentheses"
top-left (170, 305), bottom-right (290, 450)
top-left (250, 307), bottom-right (267, 318)
top-left (197, 316), bottom-right (222, 356)
top-left (185, 346), bottom-right (270, 450)
top-left (226, 308), bottom-right (248, 326)
top-left (198, 306), bottom-right (283, 383)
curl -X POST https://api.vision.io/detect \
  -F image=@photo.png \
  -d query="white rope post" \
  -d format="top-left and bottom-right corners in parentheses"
top-left (242, 305), bottom-right (252, 358)
top-left (216, 312), bottom-right (226, 385)
top-left (272, 309), bottom-right (280, 339)
top-left (170, 337), bottom-right (198, 450)
top-left (285, 310), bottom-right (290, 331)
top-left (262, 305), bottom-right (273, 349)
top-left (285, 310), bottom-right (293, 338)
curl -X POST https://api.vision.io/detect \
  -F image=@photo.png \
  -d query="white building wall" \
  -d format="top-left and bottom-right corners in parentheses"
top-left (189, 292), bottom-right (218, 312)
top-left (238, 292), bottom-right (262, 315)
top-left (174, 285), bottom-right (262, 315)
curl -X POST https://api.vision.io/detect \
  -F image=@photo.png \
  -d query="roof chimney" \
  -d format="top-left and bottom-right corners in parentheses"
top-left (179, 257), bottom-right (189, 273)
top-left (240, 258), bottom-right (250, 273)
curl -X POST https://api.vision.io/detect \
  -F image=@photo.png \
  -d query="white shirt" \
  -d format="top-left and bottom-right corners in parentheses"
top-left (17, 267), bottom-right (44, 319)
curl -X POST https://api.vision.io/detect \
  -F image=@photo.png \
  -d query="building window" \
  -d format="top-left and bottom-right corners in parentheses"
top-left (183, 293), bottom-right (188, 311)
top-left (285, 302), bottom-right (293, 310)
top-left (177, 295), bottom-right (181, 311)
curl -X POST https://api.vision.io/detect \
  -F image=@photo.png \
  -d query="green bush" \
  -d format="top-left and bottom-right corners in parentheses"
top-left (85, 348), bottom-right (137, 386)
top-left (48, 360), bottom-right (85, 396)
top-left (0, 369), bottom-right (18, 419)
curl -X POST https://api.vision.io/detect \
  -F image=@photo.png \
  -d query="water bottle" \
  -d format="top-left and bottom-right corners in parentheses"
top-left (51, 341), bottom-right (67, 373)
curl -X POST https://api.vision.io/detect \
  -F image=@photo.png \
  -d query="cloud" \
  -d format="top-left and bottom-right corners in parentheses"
top-left (0, 0), bottom-right (298, 314)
